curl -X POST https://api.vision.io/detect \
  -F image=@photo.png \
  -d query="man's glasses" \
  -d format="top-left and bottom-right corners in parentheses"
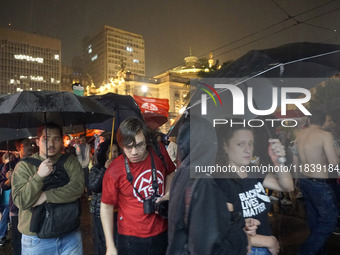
top-left (124, 142), bottom-right (146, 152)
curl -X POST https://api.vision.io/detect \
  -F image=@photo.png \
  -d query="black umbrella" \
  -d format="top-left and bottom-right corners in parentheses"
top-left (0, 91), bottom-right (113, 128)
top-left (0, 128), bottom-right (34, 151)
top-left (211, 42), bottom-right (340, 79)
top-left (87, 93), bottom-right (144, 132)
top-left (0, 91), bottom-right (113, 157)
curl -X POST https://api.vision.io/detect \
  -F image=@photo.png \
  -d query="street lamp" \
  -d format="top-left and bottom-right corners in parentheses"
top-left (141, 85), bottom-right (148, 96)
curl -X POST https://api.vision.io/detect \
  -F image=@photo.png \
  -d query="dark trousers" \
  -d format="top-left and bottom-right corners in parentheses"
top-left (298, 179), bottom-right (338, 255)
top-left (117, 231), bottom-right (167, 255)
top-left (83, 167), bottom-right (91, 197)
top-left (10, 215), bottom-right (21, 255)
top-left (92, 215), bottom-right (106, 255)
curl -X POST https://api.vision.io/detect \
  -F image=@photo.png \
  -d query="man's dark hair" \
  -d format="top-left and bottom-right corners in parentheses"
top-left (117, 118), bottom-right (150, 148)
top-left (37, 122), bottom-right (63, 138)
top-left (309, 110), bottom-right (326, 126)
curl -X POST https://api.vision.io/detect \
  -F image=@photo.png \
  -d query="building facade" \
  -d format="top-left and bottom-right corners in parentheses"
top-left (83, 25), bottom-right (145, 88)
top-left (0, 27), bottom-right (61, 94)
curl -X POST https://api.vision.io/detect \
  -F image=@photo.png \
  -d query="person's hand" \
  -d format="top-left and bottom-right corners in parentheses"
top-left (267, 235), bottom-right (280, 255)
top-left (268, 139), bottom-right (286, 164)
top-left (106, 246), bottom-right (118, 255)
top-left (32, 192), bottom-right (47, 207)
top-left (244, 218), bottom-right (260, 236)
top-left (105, 158), bottom-right (114, 169)
top-left (6, 170), bottom-right (13, 179)
top-left (37, 159), bottom-right (53, 178)
top-left (155, 192), bottom-right (170, 203)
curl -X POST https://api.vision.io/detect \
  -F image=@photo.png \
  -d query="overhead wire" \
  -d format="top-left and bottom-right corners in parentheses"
top-left (157, 0), bottom-right (337, 75)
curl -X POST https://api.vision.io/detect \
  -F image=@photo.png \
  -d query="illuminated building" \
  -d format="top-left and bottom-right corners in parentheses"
top-left (0, 27), bottom-right (61, 94)
top-left (83, 25), bottom-right (145, 88)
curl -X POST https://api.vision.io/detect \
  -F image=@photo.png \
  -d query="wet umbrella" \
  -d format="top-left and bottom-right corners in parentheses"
top-left (0, 91), bottom-right (113, 128)
top-left (186, 42), bottom-right (340, 124)
top-left (0, 128), bottom-right (34, 151)
top-left (87, 93), bottom-right (144, 132)
top-left (0, 91), bottom-right (113, 157)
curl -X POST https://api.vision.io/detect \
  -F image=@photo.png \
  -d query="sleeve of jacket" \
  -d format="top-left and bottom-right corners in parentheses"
top-left (44, 154), bottom-right (85, 203)
top-left (89, 165), bottom-right (105, 193)
top-left (187, 179), bottom-right (247, 255)
top-left (12, 161), bottom-right (45, 210)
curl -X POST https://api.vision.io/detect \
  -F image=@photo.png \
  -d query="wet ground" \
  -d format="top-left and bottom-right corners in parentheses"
top-left (1, 197), bottom-right (339, 254)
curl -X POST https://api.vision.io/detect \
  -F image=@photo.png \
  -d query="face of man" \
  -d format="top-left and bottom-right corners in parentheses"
top-left (36, 128), bottom-right (63, 158)
top-left (19, 139), bottom-right (33, 159)
top-left (123, 132), bottom-right (148, 163)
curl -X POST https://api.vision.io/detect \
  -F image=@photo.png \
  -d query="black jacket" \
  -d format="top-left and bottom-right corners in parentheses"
top-left (166, 115), bottom-right (248, 255)
top-left (89, 164), bottom-right (106, 217)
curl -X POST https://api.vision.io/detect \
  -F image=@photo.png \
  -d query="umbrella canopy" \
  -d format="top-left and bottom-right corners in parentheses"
top-left (143, 112), bottom-right (168, 130)
top-left (0, 91), bottom-right (113, 128)
top-left (0, 128), bottom-right (34, 151)
top-left (211, 42), bottom-right (340, 79)
top-left (169, 42), bottom-right (340, 136)
top-left (87, 93), bottom-right (144, 132)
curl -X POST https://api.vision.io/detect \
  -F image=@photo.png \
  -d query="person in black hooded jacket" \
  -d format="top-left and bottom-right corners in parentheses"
top-left (167, 115), bottom-right (254, 255)
top-left (89, 139), bottom-right (119, 255)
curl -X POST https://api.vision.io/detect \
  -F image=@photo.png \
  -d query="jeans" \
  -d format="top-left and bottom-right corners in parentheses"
top-left (0, 205), bottom-right (9, 239)
top-left (21, 229), bottom-right (83, 255)
top-left (117, 231), bottom-right (167, 255)
top-left (298, 179), bottom-right (338, 255)
top-left (250, 247), bottom-right (271, 255)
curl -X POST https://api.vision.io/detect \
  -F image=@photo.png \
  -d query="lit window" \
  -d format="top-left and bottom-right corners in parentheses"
top-left (91, 55), bottom-right (98, 61)
top-left (126, 47), bottom-right (133, 52)
top-left (88, 48), bottom-right (92, 53)
top-left (133, 59), bottom-right (139, 63)
top-left (54, 54), bottom-right (60, 60)
top-left (10, 79), bottom-right (14, 84)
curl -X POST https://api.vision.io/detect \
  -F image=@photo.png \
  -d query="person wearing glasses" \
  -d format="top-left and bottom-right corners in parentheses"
top-left (101, 118), bottom-right (176, 255)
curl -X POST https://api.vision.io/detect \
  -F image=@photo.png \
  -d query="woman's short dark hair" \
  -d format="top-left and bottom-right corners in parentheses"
top-left (117, 118), bottom-right (150, 148)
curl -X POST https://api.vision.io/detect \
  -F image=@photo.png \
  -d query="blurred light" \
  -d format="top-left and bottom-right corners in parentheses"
top-left (91, 55), bottom-right (98, 61)
top-left (54, 54), bottom-right (59, 60)
top-left (141, 85), bottom-right (148, 93)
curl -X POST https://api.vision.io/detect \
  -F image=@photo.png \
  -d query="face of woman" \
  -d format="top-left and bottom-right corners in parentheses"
top-left (224, 129), bottom-right (254, 169)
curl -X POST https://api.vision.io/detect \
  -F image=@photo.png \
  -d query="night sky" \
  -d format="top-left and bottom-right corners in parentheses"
top-left (1, 0), bottom-right (339, 77)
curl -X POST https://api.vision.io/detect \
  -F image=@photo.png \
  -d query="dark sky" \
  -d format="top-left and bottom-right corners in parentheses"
top-left (1, 0), bottom-right (339, 77)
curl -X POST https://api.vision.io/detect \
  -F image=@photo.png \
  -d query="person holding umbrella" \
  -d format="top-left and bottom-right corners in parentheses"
top-left (12, 122), bottom-right (85, 255)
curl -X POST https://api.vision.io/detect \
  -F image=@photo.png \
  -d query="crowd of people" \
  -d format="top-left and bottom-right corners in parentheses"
top-left (0, 109), bottom-right (339, 255)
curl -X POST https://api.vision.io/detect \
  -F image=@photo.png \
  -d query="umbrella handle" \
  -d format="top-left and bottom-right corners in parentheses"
top-left (109, 110), bottom-right (116, 161)
top-left (44, 112), bottom-right (48, 158)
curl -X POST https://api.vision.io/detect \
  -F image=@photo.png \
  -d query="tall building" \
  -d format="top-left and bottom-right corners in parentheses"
top-left (83, 25), bottom-right (145, 88)
top-left (0, 27), bottom-right (61, 94)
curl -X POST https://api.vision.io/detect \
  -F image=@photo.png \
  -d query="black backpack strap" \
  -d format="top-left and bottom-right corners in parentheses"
top-left (20, 158), bottom-right (42, 168)
top-left (150, 142), bottom-right (167, 170)
top-left (55, 154), bottom-right (70, 173)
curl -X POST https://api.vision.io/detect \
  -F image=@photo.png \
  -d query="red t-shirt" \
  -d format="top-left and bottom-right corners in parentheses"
top-left (101, 144), bottom-right (176, 238)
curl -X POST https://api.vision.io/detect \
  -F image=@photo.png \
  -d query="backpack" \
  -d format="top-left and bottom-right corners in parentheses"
top-left (22, 154), bottom-right (81, 238)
